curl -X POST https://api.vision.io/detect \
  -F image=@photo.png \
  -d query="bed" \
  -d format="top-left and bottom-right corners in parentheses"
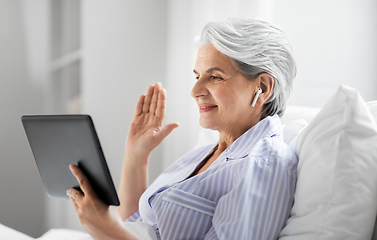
top-left (2, 85), bottom-right (377, 239)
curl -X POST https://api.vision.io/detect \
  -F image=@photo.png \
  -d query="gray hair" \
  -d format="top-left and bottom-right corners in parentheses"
top-left (198, 18), bottom-right (297, 119)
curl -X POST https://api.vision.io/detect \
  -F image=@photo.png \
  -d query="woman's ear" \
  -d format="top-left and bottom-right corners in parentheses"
top-left (252, 73), bottom-right (274, 107)
top-left (255, 73), bottom-right (274, 106)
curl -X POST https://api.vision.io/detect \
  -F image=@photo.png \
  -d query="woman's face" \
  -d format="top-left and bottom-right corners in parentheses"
top-left (192, 44), bottom-right (261, 136)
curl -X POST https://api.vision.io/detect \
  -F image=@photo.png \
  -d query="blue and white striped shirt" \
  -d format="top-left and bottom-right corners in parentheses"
top-left (126, 115), bottom-right (298, 240)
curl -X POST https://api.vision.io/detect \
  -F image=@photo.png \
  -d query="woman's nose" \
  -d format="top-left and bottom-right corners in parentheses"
top-left (190, 78), bottom-right (208, 99)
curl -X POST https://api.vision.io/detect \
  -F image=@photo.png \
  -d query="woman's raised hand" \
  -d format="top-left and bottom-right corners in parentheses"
top-left (119, 83), bottom-right (178, 220)
top-left (125, 83), bottom-right (179, 160)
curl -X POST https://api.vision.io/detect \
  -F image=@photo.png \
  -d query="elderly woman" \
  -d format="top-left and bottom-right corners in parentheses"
top-left (67, 18), bottom-right (297, 240)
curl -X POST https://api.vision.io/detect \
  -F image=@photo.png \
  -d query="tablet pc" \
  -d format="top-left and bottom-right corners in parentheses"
top-left (21, 114), bottom-right (119, 206)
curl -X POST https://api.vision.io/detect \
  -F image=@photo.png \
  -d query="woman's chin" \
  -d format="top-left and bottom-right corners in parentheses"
top-left (199, 120), bottom-right (217, 131)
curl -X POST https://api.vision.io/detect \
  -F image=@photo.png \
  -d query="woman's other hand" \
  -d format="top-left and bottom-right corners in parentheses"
top-left (67, 164), bottom-right (140, 240)
top-left (126, 82), bottom-right (179, 159)
top-left (118, 83), bottom-right (178, 220)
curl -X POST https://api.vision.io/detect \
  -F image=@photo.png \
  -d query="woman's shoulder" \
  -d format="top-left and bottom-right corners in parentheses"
top-left (242, 135), bottom-right (298, 180)
top-left (233, 116), bottom-right (298, 178)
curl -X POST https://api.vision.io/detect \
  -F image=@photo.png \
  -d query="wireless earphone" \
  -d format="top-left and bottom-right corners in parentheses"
top-left (251, 87), bottom-right (262, 107)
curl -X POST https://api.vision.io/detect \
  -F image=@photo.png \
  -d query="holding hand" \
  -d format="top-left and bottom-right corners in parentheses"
top-left (67, 164), bottom-right (141, 240)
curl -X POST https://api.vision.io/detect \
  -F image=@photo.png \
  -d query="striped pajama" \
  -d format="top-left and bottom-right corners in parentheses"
top-left (126, 115), bottom-right (298, 240)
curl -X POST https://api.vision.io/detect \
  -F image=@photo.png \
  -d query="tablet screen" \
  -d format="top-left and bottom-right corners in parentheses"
top-left (21, 115), bottom-right (119, 206)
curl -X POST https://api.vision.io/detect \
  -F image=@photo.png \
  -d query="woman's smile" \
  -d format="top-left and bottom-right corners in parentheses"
top-left (198, 103), bottom-right (218, 113)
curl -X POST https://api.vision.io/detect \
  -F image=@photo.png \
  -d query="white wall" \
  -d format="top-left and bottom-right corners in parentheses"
top-left (272, 0), bottom-right (377, 108)
top-left (81, 0), bottom-right (168, 189)
top-left (0, 0), bottom-right (46, 237)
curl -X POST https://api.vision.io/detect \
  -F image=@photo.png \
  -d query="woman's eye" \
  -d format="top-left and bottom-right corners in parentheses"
top-left (210, 76), bottom-right (223, 81)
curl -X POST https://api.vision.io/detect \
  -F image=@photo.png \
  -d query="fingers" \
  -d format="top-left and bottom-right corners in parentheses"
top-left (142, 84), bottom-right (154, 113)
top-left (68, 164), bottom-right (96, 197)
top-left (68, 190), bottom-right (80, 210)
top-left (140, 83), bottom-right (163, 115)
top-left (150, 83), bottom-right (161, 114)
top-left (133, 94), bottom-right (145, 117)
top-left (155, 88), bottom-right (166, 119)
top-left (156, 123), bottom-right (179, 143)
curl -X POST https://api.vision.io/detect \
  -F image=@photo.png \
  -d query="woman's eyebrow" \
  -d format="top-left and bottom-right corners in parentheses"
top-left (193, 67), bottom-right (226, 75)
top-left (206, 67), bottom-right (225, 73)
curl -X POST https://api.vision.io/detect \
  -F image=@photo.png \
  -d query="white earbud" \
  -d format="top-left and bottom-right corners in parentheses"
top-left (251, 87), bottom-right (262, 107)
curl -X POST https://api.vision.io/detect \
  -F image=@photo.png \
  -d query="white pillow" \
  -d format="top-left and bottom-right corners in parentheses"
top-left (367, 100), bottom-right (377, 240)
top-left (281, 106), bottom-right (320, 125)
top-left (282, 119), bottom-right (307, 154)
top-left (367, 100), bottom-right (377, 124)
top-left (279, 85), bottom-right (377, 240)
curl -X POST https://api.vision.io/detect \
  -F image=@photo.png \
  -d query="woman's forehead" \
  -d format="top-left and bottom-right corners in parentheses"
top-left (194, 44), bottom-right (236, 74)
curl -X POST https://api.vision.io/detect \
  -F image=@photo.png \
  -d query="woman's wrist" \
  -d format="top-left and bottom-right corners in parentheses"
top-left (118, 150), bottom-right (149, 220)
top-left (123, 149), bottom-right (150, 168)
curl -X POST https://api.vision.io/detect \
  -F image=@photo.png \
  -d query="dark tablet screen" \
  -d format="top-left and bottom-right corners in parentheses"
top-left (21, 115), bottom-right (119, 206)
